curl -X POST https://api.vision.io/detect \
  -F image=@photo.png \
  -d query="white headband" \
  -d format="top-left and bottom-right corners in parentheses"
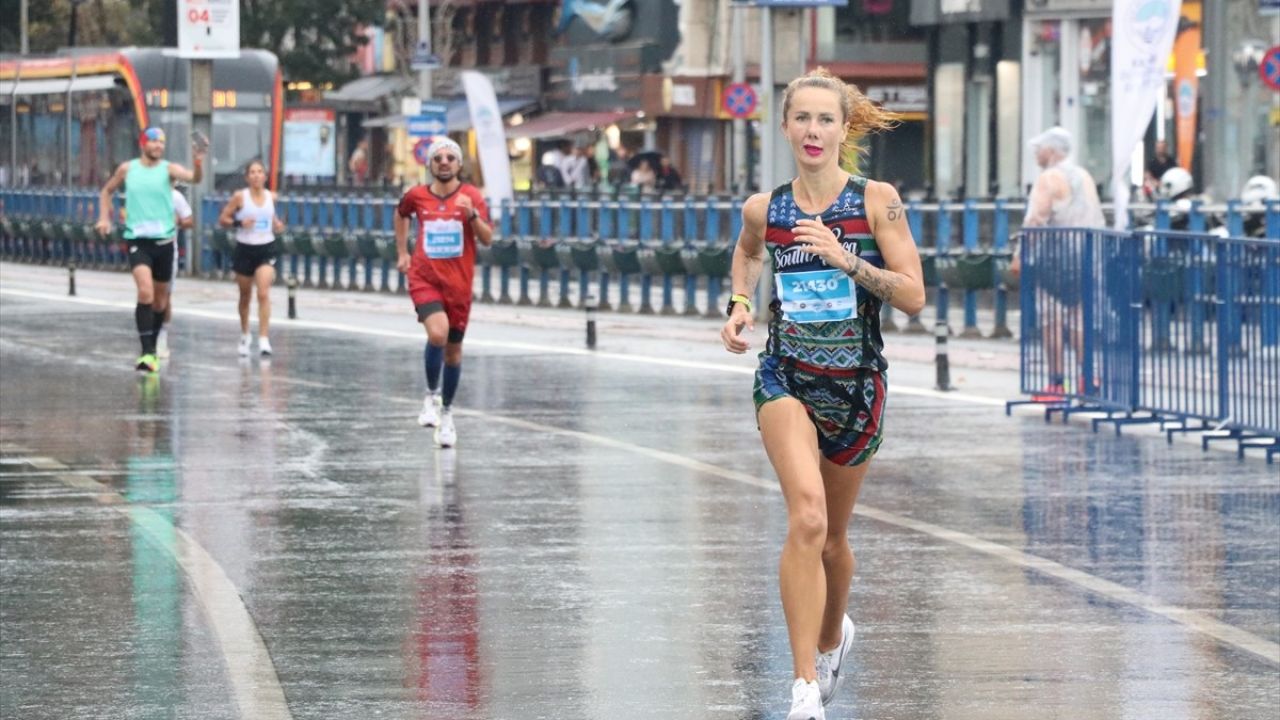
top-left (427, 137), bottom-right (463, 166)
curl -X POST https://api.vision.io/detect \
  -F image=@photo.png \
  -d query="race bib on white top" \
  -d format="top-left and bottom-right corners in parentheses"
top-left (423, 219), bottom-right (464, 259)
top-left (132, 220), bottom-right (167, 238)
top-left (253, 216), bottom-right (272, 232)
top-left (776, 269), bottom-right (857, 324)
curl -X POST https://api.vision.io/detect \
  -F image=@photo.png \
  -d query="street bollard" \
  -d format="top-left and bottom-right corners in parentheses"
top-left (935, 319), bottom-right (953, 391)
top-left (585, 294), bottom-right (598, 350)
top-left (68, 263), bottom-right (76, 296)
top-left (287, 275), bottom-right (298, 319)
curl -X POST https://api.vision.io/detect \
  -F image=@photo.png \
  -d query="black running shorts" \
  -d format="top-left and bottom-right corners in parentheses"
top-left (127, 239), bottom-right (176, 283)
top-left (232, 241), bottom-right (279, 277)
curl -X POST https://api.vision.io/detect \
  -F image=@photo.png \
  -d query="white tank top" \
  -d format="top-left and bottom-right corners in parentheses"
top-left (235, 188), bottom-right (276, 246)
top-left (1047, 161), bottom-right (1106, 229)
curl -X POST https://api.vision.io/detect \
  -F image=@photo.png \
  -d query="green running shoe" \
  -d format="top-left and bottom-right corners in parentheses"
top-left (135, 353), bottom-right (159, 373)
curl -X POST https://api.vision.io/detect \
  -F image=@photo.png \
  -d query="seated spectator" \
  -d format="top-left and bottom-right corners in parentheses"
top-left (656, 156), bottom-right (684, 192)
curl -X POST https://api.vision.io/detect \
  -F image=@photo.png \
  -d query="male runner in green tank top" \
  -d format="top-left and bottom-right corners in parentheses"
top-left (95, 127), bottom-right (205, 373)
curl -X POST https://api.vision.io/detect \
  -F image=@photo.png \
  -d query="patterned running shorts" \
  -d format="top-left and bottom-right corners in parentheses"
top-left (753, 354), bottom-right (886, 467)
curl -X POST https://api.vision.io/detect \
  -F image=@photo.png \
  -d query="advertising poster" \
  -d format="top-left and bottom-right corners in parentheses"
top-left (283, 108), bottom-right (337, 177)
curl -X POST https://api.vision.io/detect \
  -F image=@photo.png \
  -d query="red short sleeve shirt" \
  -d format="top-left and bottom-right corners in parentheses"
top-left (397, 183), bottom-right (490, 291)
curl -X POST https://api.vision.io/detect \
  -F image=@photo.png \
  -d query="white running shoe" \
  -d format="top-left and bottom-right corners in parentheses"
top-left (417, 392), bottom-right (441, 427)
top-left (156, 329), bottom-right (170, 359)
top-left (816, 614), bottom-right (855, 706)
top-left (434, 407), bottom-right (456, 448)
top-left (258, 336), bottom-right (273, 356)
top-left (238, 334), bottom-right (252, 357)
top-left (787, 679), bottom-right (824, 720)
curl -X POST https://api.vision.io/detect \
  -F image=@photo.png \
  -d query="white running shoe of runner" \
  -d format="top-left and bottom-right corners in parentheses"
top-left (258, 337), bottom-right (273, 356)
top-left (816, 614), bottom-right (855, 705)
top-left (417, 392), bottom-right (441, 427)
top-left (434, 407), bottom-right (456, 448)
top-left (156, 329), bottom-right (170, 359)
top-left (786, 678), bottom-right (824, 720)
top-left (238, 334), bottom-right (252, 357)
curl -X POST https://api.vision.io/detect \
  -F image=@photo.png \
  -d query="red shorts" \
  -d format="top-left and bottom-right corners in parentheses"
top-left (408, 262), bottom-right (472, 334)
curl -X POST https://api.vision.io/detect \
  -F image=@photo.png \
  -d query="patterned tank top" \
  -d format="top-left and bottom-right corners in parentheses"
top-left (763, 176), bottom-right (887, 373)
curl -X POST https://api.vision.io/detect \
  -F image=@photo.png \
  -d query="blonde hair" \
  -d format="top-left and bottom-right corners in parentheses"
top-left (780, 67), bottom-right (898, 174)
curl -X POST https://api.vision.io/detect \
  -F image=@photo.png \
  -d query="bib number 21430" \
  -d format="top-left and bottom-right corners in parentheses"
top-left (776, 269), bottom-right (857, 323)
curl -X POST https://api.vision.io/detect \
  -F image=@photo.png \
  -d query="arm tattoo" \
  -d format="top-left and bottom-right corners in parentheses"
top-left (885, 199), bottom-right (904, 223)
top-left (843, 249), bottom-right (904, 302)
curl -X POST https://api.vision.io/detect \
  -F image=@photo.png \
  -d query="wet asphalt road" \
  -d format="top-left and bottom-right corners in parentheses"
top-left (1, 264), bottom-right (1277, 720)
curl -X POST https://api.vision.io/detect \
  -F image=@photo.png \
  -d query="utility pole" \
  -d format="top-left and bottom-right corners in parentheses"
top-left (731, 1), bottom-right (747, 193)
top-left (190, 59), bottom-right (212, 276)
top-left (761, 6), bottom-right (774, 192)
top-left (20, 0), bottom-right (29, 54)
top-left (418, 0), bottom-right (433, 101)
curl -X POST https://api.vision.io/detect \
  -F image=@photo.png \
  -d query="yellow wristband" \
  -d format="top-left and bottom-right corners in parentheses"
top-left (730, 293), bottom-right (752, 312)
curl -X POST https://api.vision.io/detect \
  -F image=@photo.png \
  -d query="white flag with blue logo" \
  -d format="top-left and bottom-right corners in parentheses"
top-left (1111, 0), bottom-right (1182, 230)
top-left (462, 71), bottom-right (514, 206)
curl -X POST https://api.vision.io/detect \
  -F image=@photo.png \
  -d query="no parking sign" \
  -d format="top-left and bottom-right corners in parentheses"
top-left (722, 82), bottom-right (758, 119)
top-left (414, 138), bottom-right (434, 165)
top-left (1261, 46), bottom-right (1280, 92)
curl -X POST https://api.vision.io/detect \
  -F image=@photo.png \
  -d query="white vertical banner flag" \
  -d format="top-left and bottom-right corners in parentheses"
top-left (461, 71), bottom-right (514, 207)
top-left (1111, 0), bottom-right (1181, 229)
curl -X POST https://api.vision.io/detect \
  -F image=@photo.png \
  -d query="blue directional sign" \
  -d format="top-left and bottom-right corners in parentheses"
top-left (407, 101), bottom-right (449, 138)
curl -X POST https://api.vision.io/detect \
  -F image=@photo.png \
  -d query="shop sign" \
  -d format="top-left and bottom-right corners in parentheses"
top-left (1023, 0), bottom-right (1111, 15)
top-left (910, 0), bottom-right (1010, 24)
top-left (671, 84), bottom-right (697, 107)
top-left (866, 85), bottom-right (927, 112)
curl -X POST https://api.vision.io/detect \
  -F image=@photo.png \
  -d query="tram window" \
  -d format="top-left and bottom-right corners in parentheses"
top-left (213, 111), bottom-right (269, 186)
top-left (13, 94), bottom-right (60, 186)
top-left (0, 97), bottom-right (10, 187)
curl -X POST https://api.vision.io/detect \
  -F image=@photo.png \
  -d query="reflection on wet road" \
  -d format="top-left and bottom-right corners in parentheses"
top-left (2, 290), bottom-right (1277, 719)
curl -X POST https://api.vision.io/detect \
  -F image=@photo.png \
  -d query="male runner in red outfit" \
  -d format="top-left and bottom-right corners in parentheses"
top-left (395, 137), bottom-right (493, 447)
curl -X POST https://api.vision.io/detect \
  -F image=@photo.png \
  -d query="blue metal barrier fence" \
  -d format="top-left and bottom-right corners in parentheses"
top-left (1012, 227), bottom-right (1279, 462)
top-left (2, 186), bottom-right (1277, 334)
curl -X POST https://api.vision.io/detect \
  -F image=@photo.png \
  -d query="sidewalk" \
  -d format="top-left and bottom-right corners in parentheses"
top-left (0, 261), bottom-right (1024, 401)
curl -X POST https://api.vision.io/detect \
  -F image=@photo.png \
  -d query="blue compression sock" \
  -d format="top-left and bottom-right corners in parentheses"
top-left (442, 363), bottom-right (462, 407)
top-left (424, 343), bottom-right (444, 392)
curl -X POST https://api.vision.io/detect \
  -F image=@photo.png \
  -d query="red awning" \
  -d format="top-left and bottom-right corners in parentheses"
top-left (508, 111), bottom-right (636, 140)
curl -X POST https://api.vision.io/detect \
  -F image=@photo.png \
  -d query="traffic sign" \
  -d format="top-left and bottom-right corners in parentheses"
top-left (407, 114), bottom-right (447, 137)
top-left (414, 138), bottom-right (434, 165)
top-left (723, 82), bottom-right (758, 119)
top-left (1261, 46), bottom-right (1280, 92)
top-left (411, 41), bottom-right (442, 70)
top-left (407, 100), bottom-right (449, 138)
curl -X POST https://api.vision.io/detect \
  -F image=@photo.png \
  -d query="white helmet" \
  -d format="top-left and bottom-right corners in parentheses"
top-left (1240, 175), bottom-right (1279, 204)
top-left (1158, 167), bottom-right (1194, 199)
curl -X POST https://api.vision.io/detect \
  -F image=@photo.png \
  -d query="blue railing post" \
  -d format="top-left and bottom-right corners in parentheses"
top-left (638, 196), bottom-right (655, 314)
top-left (537, 197), bottom-right (554, 306)
top-left (1188, 199), bottom-right (1206, 233)
top-left (992, 198), bottom-right (1013, 338)
top-left (960, 199), bottom-right (981, 337)
top-left (935, 202), bottom-right (952, 333)
top-left (1226, 200), bottom-right (1244, 237)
